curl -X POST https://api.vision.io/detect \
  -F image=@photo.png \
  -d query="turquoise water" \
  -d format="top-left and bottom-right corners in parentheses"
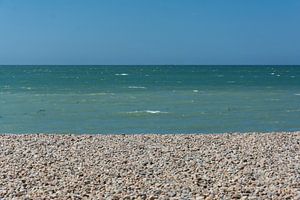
top-left (1, 65), bottom-right (300, 134)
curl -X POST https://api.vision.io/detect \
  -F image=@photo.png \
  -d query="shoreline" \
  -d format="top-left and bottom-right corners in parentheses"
top-left (1, 130), bottom-right (300, 135)
top-left (1, 132), bottom-right (299, 199)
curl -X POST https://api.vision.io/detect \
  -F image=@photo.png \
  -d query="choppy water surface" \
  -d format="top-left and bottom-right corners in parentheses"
top-left (1, 65), bottom-right (300, 134)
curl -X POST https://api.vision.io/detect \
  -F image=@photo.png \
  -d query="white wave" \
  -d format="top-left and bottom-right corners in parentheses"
top-left (286, 109), bottom-right (300, 112)
top-left (126, 110), bottom-right (168, 114)
top-left (87, 93), bottom-right (110, 96)
top-left (128, 86), bottom-right (146, 89)
top-left (32, 93), bottom-right (114, 97)
top-left (115, 73), bottom-right (128, 76)
top-left (21, 87), bottom-right (32, 90)
top-left (193, 90), bottom-right (199, 93)
top-left (294, 93), bottom-right (300, 96)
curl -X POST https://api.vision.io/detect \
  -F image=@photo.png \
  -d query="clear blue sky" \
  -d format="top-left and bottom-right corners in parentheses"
top-left (0, 0), bottom-right (300, 65)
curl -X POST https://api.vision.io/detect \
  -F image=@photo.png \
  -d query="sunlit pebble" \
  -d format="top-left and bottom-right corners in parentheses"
top-left (0, 133), bottom-right (299, 199)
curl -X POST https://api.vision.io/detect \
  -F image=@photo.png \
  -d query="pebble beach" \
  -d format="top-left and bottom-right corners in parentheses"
top-left (0, 132), bottom-right (299, 199)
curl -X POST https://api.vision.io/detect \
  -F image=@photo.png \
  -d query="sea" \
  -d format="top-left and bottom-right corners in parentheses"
top-left (0, 65), bottom-right (300, 134)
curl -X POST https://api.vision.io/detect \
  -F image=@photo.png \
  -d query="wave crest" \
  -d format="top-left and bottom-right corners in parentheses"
top-left (128, 86), bottom-right (146, 89)
top-left (115, 73), bottom-right (128, 76)
top-left (126, 110), bottom-right (168, 114)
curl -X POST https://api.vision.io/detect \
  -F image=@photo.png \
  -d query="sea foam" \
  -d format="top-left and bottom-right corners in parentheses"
top-left (115, 73), bottom-right (129, 76)
top-left (128, 86), bottom-right (147, 89)
top-left (126, 110), bottom-right (168, 114)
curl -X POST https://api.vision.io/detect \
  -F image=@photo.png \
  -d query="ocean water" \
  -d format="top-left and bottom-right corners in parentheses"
top-left (0, 65), bottom-right (300, 134)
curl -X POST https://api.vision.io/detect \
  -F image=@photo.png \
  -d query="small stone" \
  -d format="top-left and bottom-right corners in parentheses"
top-left (111, 195), bottom-right (120, 200)
top-left (149, 196), bottom-right (157, 200)
top-left (168, 191), bottom-right (176, 197)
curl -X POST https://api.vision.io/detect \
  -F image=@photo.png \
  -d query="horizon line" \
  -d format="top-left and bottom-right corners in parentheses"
top-left (1, 64), bottom-right (300, 66)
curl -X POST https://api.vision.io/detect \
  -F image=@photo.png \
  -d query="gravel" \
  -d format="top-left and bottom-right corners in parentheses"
top-left (0, 132), bottom-right (299, 199)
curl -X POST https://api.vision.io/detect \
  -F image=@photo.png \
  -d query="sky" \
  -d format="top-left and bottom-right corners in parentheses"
top-left (0, 0), bottom-right (300, 65)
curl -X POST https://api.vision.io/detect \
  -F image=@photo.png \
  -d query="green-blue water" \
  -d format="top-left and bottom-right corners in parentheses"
top-left (1, 65), bottom-right (300, 134)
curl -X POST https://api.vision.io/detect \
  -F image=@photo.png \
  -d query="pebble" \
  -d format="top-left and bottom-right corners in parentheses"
top-left (0, 132), bottom-right (299, 199)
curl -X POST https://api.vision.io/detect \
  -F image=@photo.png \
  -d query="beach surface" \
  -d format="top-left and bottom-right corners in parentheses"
top-left (0, 132), bottom-right (299, 199)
